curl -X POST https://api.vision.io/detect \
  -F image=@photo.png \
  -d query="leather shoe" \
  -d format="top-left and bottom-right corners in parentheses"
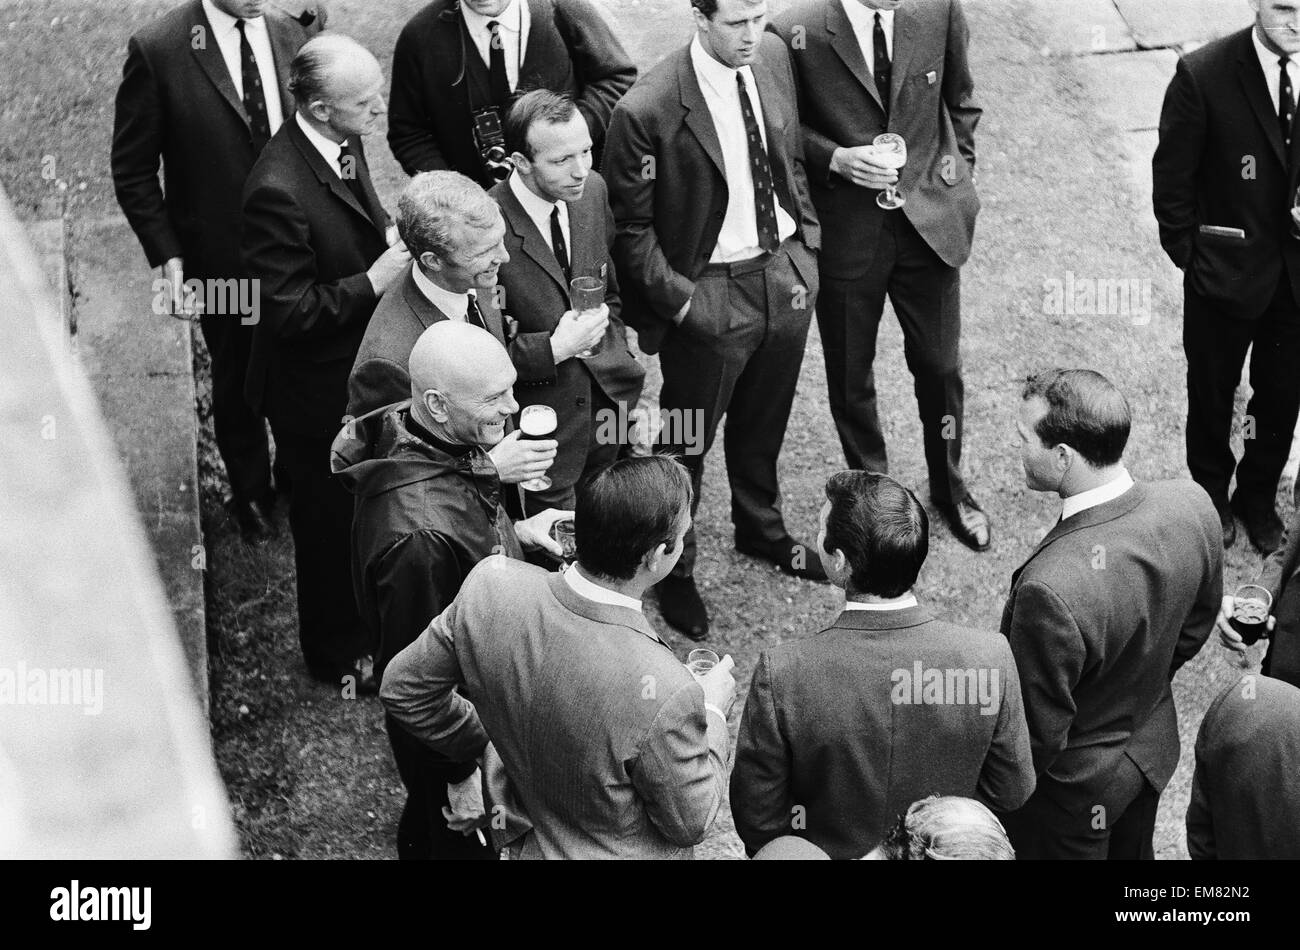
top-left (656, 574), bottom-right (709, 641)
top-left (1219, 508), bottom-right (1237, 549)
top-left (308, 655), bottom-right (378, 695)
top-left (937, 494), bottom-right (992, 552)
top-left (1230, 494), bottom-right (1282, 554)
top-left (735, 536), bottom-right (828, 582)
top-left (231, 497), bottom-right (275, 544)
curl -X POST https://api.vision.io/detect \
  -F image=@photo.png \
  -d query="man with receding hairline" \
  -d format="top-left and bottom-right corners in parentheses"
top-left (242, 33), bottom-right (410, 690)
top-left (333, 319), bottom-right (567, 859)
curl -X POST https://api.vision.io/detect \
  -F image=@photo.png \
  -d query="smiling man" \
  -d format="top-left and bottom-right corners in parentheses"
top-left (489, 90), bottom-right (645, 513)
top-left (333, 319), bottom-right (567, 860)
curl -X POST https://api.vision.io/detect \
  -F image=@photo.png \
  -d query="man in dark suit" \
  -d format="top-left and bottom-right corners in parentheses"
top-left (491, 90), bottom-right (645, 512)
top-left (1187, 672), bottom-right (1300, 859)
top-left (111, 0), bottom-right (321, 541)
top-left (1154, 0), bottom-right (1300, 554)
top-left (334, 321), bottom-right (568, 859)
top-left (242, 34), bottom-right (412, 689)
top-left (604, 0), bottom-right (824, 640)
top-left (730, 470), bottom-right (1034, 860)
top-left (387, 0), bottom-right (636, 187)
top-left (347, 170), bottom-right (559, 491)
top-left (770, 0), bottom-right (989, 553)
top-left (1002, 369), bottom-right (1222, 859)
top-left (381, 456), bottom-right (739, 858)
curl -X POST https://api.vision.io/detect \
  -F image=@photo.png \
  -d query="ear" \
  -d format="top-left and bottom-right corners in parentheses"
top-left (510, 151), bottom-right (532, 175)
top-left (306, 98), bottom-right (331, 124)
top-left (644, 539), bottom-right (670, 574)
top-left (419, 250), bottom-right (443, 274)
top-left (830, 546), bottom-right (848, 579)
top-left (423, 389), bottom-right (451, 424)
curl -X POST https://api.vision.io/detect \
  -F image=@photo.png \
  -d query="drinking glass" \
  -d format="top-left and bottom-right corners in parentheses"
top-left (1230, 584), bottom-right (1272, 646)
top-left (873, 133), bottom-right (908, 211)
top-left (570, 276), bottom-right (605, 359)
top-left (518, 404), bottom-right (557, 492)
top-left (686, 648), bottom-right (719, 679)
top-left (551, 516), bottom-right (577, 564)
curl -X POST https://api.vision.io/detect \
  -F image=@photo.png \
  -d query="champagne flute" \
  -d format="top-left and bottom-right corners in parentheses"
top-left (570, 275), bottom-right (605, 359)
top-left (518, 404), bottom-right (557, 492)
top-left (873, 133), bottom-right (908, 211)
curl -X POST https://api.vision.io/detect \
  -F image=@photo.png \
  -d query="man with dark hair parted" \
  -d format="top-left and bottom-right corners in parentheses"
top-left (1001, 368), bottom-right (1222, 859)
top-left (730, 469), bottom-right (1034, 860)
top-left (380, 455), bottom-right (738, 858)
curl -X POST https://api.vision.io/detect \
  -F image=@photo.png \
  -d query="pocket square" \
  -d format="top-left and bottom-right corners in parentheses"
top-left (926, 70), bottom-right (937, 85)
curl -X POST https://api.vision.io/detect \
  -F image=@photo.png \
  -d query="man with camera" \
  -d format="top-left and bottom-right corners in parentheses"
top-left (387, 0), bottom-right (636, 188)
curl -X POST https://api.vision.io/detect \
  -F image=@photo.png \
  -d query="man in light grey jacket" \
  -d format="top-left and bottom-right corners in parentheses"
top-left (381, 455), bottom-right (736, 858)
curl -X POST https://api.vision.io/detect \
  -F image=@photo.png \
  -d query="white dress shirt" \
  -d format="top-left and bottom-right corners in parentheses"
top-left (1060, 468), bottom-right (1134, 522)
top-left (843, 593), bottom-right (918, 611)
top-left (462, 0), bottom-right (531, 92)
top-left (841, 0), bottom-right (895, 80)
top-left (689, 36), bottom-right (797, 263)
top-left (201, 0), bottom-right (285, 133)
top-left (411, 263), bottom-right (476, 322)
top-left (562, 563), bottom-right (644, 613)
top-left (294, 111), bottom-right (349, 178)
top-left (1253, 25), bottom-right (1300, 119)
top-left (509, 171), bottom-right (570, 256)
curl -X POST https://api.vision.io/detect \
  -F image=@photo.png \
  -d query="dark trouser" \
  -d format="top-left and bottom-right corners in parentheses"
top-left (520, 387), bottom-right (624, 515)
top-left (818, 213), bottom-right (967, 506)
top-left (386, 715), bottom-right (494, 861)
top-left (268, 423), bottom-right (364, 673)
top-left (1184, 275), bottom-right (1300, 514)
top-left (657, 240), bottom-right (816, 578)
top-left (1002, 754), bottom-right (1158, 860)
top-left (198, 311), bottom-right (272, 503)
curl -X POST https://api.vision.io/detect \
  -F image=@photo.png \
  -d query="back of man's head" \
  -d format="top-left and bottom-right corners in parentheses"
top-left (288, 34), bottom-right (376, 110)
top-left (397, 171), bottom-right (499, 264)
top-left (823, 471), bottom-right (927, 599)
top-left (1021, 368), bottom-right (1131, 467)
top-left (575, 457), bottom-right (693, 582)
top-left (871, 796), bottom-right (1015, 861)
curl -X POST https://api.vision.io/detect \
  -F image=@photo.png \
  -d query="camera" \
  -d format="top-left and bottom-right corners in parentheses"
top-left (472, 107), bottom-right (512, 182)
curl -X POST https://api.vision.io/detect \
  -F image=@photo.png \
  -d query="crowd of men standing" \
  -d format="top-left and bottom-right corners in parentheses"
top-left (109, 0), bottom-right (1300, 860)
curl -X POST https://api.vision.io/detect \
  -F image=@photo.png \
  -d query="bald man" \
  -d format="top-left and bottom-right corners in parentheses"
top-left (332, 320), bottom-right (565, 860)
top-left (243, 34), bottom-right (411, 690)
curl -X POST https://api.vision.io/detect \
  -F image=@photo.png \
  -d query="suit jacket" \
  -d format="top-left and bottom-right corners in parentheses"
top-left (1255, 504), bottom-right (1300, 687)
top-left (380, 558), bottom-right (730, 859)
top-left (770, 0), bottom-right (981, 278)
top-left (730, 605), bottom-right (1035, 859)
top-left (387, 0), bottom-right (636, 184)
top-left (110, 0), bottom-right (314, 279)
top-left (242, 117), bottom-right (391, 436)
top-left (489, 172), bottom-right (645, 488)
top-left (1154, 27), bottom-right (1300, 317)
top-left (346, 265), bottom-right (510, 418)
top-left (1000, 481), bottom-right (1222, 819)
top-left (604, 33), bottom-right (821, 355)
top-left (1187, 673), bottom-right (1300, 859)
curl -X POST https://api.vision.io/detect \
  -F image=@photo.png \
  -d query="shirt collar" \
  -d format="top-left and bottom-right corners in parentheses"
top-left (1253, 24), bottom-right (1295, 79)
top-left (411, 263), bottom-right (474, 321)
top-left (508, 170), bottom-right (562, 222)
top-left (689, 34), bottom-right (756, 102)
top-left (842, 1), bottom-right (894, 35)
top-left (562, 564), bottom-right (644, 614)
top-left (295, 110), bottom-right (345, 168)
top-left (1060, 468), bottom-right (1135, 521)
top-left (462, 0), bottom-right (524, 34)
top-left (843, 593), bottom-right (918, 611)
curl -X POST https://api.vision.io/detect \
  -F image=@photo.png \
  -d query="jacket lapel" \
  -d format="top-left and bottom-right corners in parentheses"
top-left (888, 1), bottom-right (921, 118)
top-left (288, 119), bottom-right (385, 235)
top-left (826, 0), bottom-right (886, 116)
top-left (752, 55), bottom-right (796, 218)
top-left (499, 177), bottom-right (570, 296)
top-left (1238, 30), bottom-right (1287, 168)
top-left (566, 188), bottom-right (600, 285)
top-left (190, 0), bottom-right (250, 129)
top-left (266, 13), bottom-right (300, 120)
top-left (678, 49), bottom-right (728, 181)
top-left (401, 265), bottom-right (508, 347)
top-left (1010, 482), bottom-right (1150, 587)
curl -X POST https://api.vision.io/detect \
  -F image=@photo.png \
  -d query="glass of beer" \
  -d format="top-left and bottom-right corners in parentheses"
top-left (570, 276), bottom-right (605, 360)
top-left (518, 404), bottom-right (557, 492)
top-left (550, 516), bottom-right (577, 564)
top-left (1230, 584), bottom-right (1272, 646)
top-left (686, 648), bottom-right (719, 679)
top-left (873, 133), bottom-right (908, 211)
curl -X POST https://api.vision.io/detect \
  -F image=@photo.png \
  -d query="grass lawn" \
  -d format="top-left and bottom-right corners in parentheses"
top-left (0, 0), bottom-right (1274, 859)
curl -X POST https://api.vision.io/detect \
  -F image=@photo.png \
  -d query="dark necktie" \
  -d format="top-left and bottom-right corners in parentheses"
top-left (1281, 56), bottom-right (1295, 148)
top-left (736, 71), bottom-right (780, 254)
top-left (236, 19), bottom-right (271, 152)
top-left (874, 12), bottom-right (891, 119)
top-left (336, 141), bottom-right (383, 229)
top-left (487, 20), bottom-right (512, 107)
top-left (550, 205), bottom-right (571, 281)
top-left (465, 294), bottom-right (488, 331)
